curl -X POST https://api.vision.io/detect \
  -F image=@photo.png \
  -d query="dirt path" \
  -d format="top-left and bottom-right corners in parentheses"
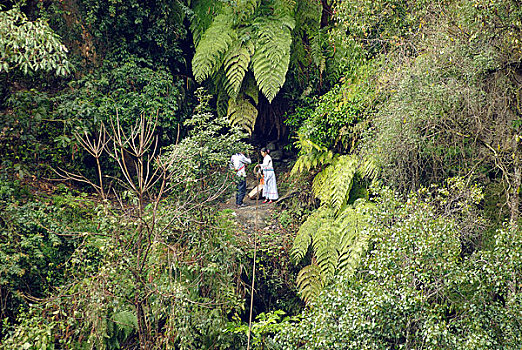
top-left (220, 176), bottom-right (278, 232)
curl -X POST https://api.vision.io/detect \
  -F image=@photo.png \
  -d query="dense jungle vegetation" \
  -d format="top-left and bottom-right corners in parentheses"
top-left (1, 0), bottom-right (522, 348)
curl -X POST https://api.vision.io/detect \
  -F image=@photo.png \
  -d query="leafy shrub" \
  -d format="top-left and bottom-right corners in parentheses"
top-left (275, 186), bottom-right (522, 349)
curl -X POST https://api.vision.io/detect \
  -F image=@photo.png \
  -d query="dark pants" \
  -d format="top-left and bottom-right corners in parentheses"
top-left (236, 177), bottom-right (246, 205)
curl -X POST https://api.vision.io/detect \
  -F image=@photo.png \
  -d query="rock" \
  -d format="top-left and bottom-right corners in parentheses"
top-left (270, 149), bottom-right (283, 160)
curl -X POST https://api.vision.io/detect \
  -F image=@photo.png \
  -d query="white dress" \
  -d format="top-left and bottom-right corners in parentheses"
top-left (261, 154), bottom-right (278, 200)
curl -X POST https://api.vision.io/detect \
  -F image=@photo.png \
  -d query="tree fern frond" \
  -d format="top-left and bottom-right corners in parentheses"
top-left (227, 94), bottom-right (258, 134)
top-left (296, 263), bottom-right (324, 303)
top-left (223, 40), bottom-right (255, 98)
top-left (358, 156), bottom-right (379, 180)
top-left (312, 216), bottom-right (338, 280)
top-left (312, 155), bottom-right (359, 213)
top-left (295, 0), bottom-right (322, 30)
top-left (216, 89), bottom-right (229, 118)
top-left (273, 0), bottom-right (297, 17)
top-left (252, 17), bottom-right (293, 102)
top-left (192, 14), bottom-right (236, 83)
top-left (233, 0), bottom-right (260, 22)
top-left (189, 0), bottom-right (224, 46)
top-left (310, 29), bottom-right (327, 74)
top-left (290, 136), bottom-right (335, 175)
top-left (336, 204), bottom-right (373, 276)
top-left (291, 207), bottom-right (330, 262)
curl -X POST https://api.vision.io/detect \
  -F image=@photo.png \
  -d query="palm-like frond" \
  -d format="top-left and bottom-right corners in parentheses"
top-left (336, 203), bottom-right (373, 276)
top-left (242, 74), bottom-right (259, 105)
top-left (192, 14), bottom-right (236, 83)
top-left (273, 0), bottom-right (297, 17)
top-left (290, 136), bottom-right (336, 175)
top-left (189, 0), bottom-right (224, 46)
top-left (312, 215), bottom-right (337, 279)
top-left (233, 0), bottom-right (260, 22)
top-left (226, 94), bottom-right (258, 134)
top-left (251, 16), bottom-right (294, 102)
top-left (223, 40), bottom-right (255, 98)
top-left (296, 263), bottom-right (324, 304)
top-left (291, 208), bottom-right (330, 261)
top-left (293, 202), bottom-right (373, 303)
top-left (313, 155), bottom-right (358, 213)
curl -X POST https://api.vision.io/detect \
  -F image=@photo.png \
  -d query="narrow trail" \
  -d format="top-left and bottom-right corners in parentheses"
top-left (220, 175), bottom-right (278, 232)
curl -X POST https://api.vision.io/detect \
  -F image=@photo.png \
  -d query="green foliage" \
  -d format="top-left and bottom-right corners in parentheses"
top-left (286, 63), bottom-right (377, 150)
top-left (0, 6), bottom-right (71, 76)
top-left (368, 0), bottom-right (522, 201)
top-left (223, 40), bottom-right (255, 98)
top-left (292, 202), bottom-right (374, 303)
top-left (251, 15), bottom-right (295, 102)
top-left (229, 310), bottom-right (301, 349)
top-left (65, 0), bottom-right (186, 66)
top-left (277, 186), bottom-right (522, 349)
top-left (163, 88), bottom-right (251, 199)
top-left (2, 310), bottom-right (58, 350)
top-left (191, 0), bottom-right (310, 131)
top-left (192, 13), bottom-right (236, 84)
top-left (0, 183), bottom-right (96, 340)
top-left (227, 93), bottom-right (259, 135)
top-left (0, 90), bottom-right (64, 177)
top-left (290, 136), bottom-right (335, 176)
top-left (290, 133), bottom-right (378, 302)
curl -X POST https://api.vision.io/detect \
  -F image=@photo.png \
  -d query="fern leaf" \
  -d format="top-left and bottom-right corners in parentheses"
top-left (290, 136), bottom-right (335, 175)
top-left (312, 155), bottom-right (358, 213)
top-left (223, 40), bottom-right (255, 98)
top-left (189, 0), bottom-right (224, 45)
top-left (273, 0), bottom-right (297, 17)
top-left (312, 215), bottom-right (338, 279)
top-left (296, 263), bottom-right (324, 303)
top-left (233, 0), bottom-right (260, 22)
top-left (251, 17), bottom-right (294, 102)
top-left (291, 208), bottom-right (330, 262)
top-left (358, 156), bottom-right (379, 180)
top-left (310, 29), bottom-right (327, 74)
top-left (336, 204), bottom-right (372, 276)
top-left (227, 94), bottom-right (258, 134)
top-left (192, 14), bottom-right (236, 83)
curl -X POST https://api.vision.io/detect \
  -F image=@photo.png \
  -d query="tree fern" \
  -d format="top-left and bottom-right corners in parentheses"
top-left (291, 147), bottom-right (379, 303)
top-left (251, 16), bottom-right (295, 102)
top-left (312, 155), bottom-right (359, 213)
top-left (292, 202), bottom-right (374, 302)
top-left (227, 94), bottom-right (258, 134)
top-left (290, 136), bottom-right (336, 176)
top-left (192, 13), bottom-right (236, 83)
top-left (291, 207), bottom-right (331, 261)
top-left (296, 263), bottom-right (324, 304)
top-left (190, 0), bottom-right (315, 131)
top-left (223, 39), bottom-right (255, 98)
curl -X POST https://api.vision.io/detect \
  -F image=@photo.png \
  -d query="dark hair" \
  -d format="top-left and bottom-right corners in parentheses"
top-left (261, 147), bottom-right (269, 154)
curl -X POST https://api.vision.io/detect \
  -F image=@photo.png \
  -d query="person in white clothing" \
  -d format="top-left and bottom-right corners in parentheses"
top-left (260, 147), bottom-right (278, 203)
top-left (230, 152), bottom-right (251, 207)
